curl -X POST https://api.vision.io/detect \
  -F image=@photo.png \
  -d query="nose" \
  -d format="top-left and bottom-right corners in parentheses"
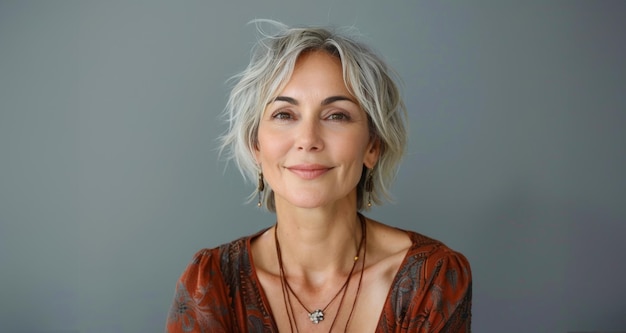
top-left (296, 117), bottom-right (324, 152)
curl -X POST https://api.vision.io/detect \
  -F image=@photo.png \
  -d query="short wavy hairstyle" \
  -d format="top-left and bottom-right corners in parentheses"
top-left (220, 20), bottom-right (407, 212)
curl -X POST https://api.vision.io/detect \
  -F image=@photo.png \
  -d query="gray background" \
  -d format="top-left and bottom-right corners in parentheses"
top-left (1, 1), bottom-right (625, 332)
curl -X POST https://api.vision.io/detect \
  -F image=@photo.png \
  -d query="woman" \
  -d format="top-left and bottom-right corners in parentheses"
top-left (166, 21), bottom-right (471, 332)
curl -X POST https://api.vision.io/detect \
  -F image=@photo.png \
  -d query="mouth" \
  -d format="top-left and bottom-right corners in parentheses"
top-left (285, 164), bottom-right (333, 180)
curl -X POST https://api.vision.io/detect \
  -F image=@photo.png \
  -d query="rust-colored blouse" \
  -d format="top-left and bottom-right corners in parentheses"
top-left (166, 228), bottom-right (472, 332)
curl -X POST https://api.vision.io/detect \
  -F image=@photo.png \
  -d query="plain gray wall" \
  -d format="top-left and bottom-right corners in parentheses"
top-left (1, 1), bottom-right (625, 332)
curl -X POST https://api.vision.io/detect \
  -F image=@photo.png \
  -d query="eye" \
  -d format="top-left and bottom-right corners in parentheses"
top-left (271, 110), bottom-right (295, 120)
top-left (326, 112), bottom-right (351, 121)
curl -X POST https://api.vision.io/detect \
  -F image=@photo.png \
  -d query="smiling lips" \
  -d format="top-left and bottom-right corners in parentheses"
top-left (286, 164), bottom-right (332, 180)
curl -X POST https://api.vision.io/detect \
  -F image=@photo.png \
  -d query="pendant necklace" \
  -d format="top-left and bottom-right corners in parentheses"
top-left (275, 214), bottom-right (366, 331)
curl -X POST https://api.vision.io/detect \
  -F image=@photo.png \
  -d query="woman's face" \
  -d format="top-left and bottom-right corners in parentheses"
top-left (255, 51), bottom-right (379, 210)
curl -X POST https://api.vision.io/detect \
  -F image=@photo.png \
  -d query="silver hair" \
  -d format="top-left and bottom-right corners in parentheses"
top-left (219, 20), bottom-right (407, 212)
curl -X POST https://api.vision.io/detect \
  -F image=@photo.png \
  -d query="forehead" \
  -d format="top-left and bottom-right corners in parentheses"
top-left (278, 51), bottom-right (349, 95)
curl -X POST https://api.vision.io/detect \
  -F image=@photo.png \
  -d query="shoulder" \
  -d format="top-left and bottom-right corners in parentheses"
top-left (174, 236), bottom-right (248, 296)
top-left (366, 218), bottom-right (470, 271)
top-left (183, 230), bottom-right (264, 285)
top-left (165, 242), bottom-right (240, 332)
top-left (166, 230), bottom-right (269, 332)
top-left (378, 227), bottom-right (472, 331)
top-left (394, 229), bottom-right (472, 292)
top-left (364, 217), bottom-right (471, 277)
top-left (404, 229), bottom-right (471, 280)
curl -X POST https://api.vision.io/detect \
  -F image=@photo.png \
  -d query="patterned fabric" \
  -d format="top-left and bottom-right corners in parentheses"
top-left (166, 228), bottom-right (472, 332)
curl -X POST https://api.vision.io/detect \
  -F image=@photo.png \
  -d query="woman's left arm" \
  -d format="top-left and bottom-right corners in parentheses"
top-left (423, 248), bottom-right (473, 332)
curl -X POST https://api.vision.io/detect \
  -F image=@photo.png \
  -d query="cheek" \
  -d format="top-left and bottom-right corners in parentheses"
top-left (336, 141), bottom-right (368, 166)
top-left (256, 131), bottom-right (286, 164)
top-left (351, 134), bottom-right (375, 159)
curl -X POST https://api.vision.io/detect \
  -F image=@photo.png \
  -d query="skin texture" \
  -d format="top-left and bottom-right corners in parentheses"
top-left (251, 51), bottom-right (413, 332)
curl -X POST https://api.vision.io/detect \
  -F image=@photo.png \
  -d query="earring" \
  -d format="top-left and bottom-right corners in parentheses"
top-left (257, 170), bottom-right (265, 207)
top-left (365, 169), bottom-right (374, 207)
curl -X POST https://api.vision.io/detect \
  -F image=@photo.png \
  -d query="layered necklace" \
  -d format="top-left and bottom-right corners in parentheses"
top-left (274, 214), bottom-right (367, 333)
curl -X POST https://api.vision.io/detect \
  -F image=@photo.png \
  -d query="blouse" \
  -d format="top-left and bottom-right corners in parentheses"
top-left (166, 228), bottom-right (472, 332)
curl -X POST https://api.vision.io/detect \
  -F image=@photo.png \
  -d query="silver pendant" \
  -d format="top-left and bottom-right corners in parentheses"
top-left (309, 309), bottom-right (324, 324)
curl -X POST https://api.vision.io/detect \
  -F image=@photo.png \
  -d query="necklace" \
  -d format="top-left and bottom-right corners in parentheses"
top-left (341, 215), bottom-right (366, 332)
top-left (330, 214), bottom-right (367, 333)
top-left (275, 214), bottom-right (366, 331)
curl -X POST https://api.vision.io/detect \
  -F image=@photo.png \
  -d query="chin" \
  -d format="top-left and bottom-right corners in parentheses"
top-left (278, 192), bottom-right (332, 209)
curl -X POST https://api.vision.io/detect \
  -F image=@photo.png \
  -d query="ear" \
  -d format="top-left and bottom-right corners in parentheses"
top-left (252, 141), bottom-right (261, 164)
top-left (363, 138), bottom-right (381, 169)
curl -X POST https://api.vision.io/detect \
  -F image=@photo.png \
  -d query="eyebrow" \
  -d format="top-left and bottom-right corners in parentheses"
top-left (321, 95), bottom-right (356, 105)
top-left (271, 96), bottom-right (298, 105)
top-left (269, 95), bottom-right (356, 106)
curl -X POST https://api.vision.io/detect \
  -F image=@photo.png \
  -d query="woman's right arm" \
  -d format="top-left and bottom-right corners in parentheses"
top-left (165, 249), bottom-right (233, 333)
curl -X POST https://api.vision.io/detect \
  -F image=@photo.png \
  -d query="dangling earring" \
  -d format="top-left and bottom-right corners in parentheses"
top-left (365, 169), bottom-right (374, 208)
top-left (257, 170), bottom-right (265, 207)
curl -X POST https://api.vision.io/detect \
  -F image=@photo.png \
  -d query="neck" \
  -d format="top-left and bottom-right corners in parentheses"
top-left (274, 206), bottom-right (363, 279)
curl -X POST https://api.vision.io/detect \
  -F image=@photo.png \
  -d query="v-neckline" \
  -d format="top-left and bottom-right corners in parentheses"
top-left (244, 227), bottom-right (416, 332)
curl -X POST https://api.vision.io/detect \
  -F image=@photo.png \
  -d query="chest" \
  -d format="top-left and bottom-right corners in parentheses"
top-left (256, 260), bottom-right (409, 332)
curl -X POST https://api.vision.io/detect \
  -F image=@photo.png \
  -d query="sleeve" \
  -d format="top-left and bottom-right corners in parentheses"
top-left (165, 249), bottom-right (234, 333)
top-left (420, 248), bottom-right (472, 333)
